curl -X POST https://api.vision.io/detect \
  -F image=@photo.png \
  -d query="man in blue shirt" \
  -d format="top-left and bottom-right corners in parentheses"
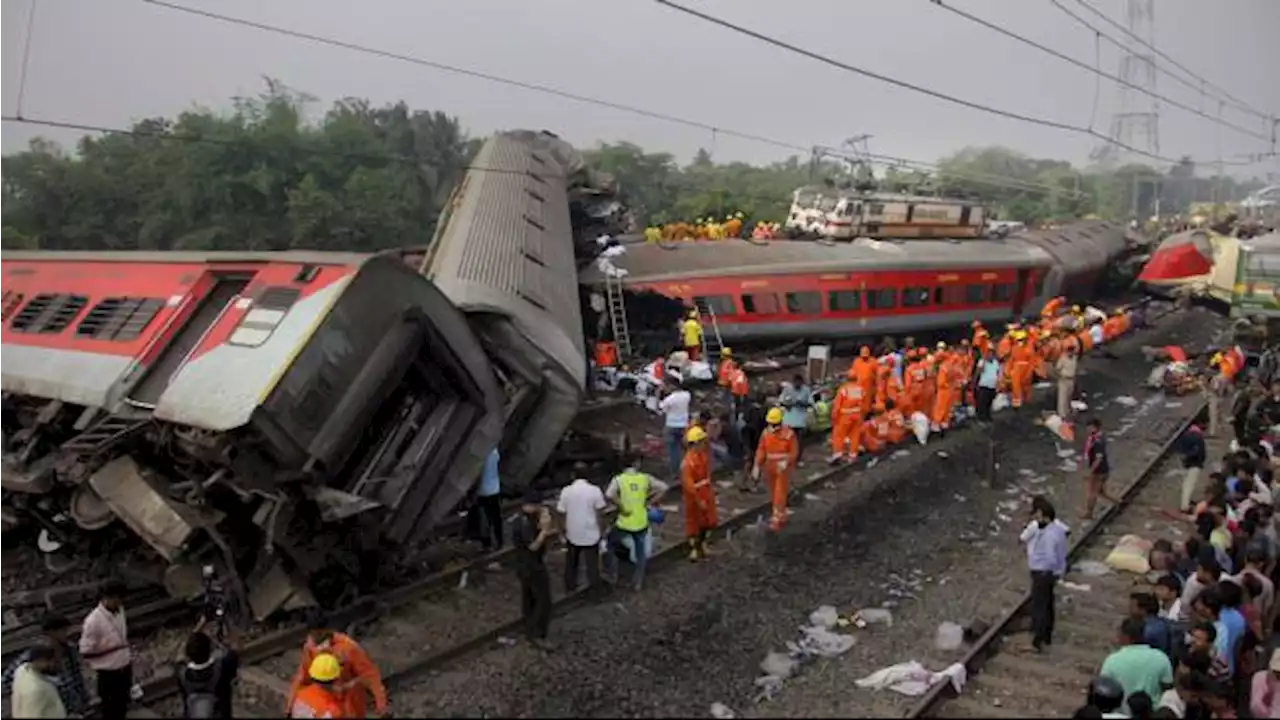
top-left (1128, 592), bottom-right (1173, 656)
top-left (1193, 586), bottom-right (1243, 675)
top-left (1020, 496), bottom-right (1069, 652)
top-left (467, 448), bottom-right (504, 551)
top-left (973, 346), bottom-right (1002, 423)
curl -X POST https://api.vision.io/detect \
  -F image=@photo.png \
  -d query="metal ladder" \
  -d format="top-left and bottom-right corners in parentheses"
top-left (693, 298), bottom-right (725, 358)
top-left (62, 415), bottom-right (150, 456)
top-left (604, 272), bottom-right (633, 361)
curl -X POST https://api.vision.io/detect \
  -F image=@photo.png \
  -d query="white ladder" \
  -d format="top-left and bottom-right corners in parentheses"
top-left (693, 298), bottom-right (725, 358)
top-left (604, 273), bottom-right (632, 361)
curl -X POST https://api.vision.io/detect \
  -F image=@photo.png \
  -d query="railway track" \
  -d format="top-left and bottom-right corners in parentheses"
top-left (907, 400), bottom-right (1209, 719)
top-left (110, 306), bottom-right (1191, 716)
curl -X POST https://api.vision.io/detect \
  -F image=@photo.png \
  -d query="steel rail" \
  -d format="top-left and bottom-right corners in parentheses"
top-left (905, 400), bottom-right (1207, 718)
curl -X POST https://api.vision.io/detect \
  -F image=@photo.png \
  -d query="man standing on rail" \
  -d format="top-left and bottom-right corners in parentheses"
top-left (1, 614), bottom-right (86, 717)
top-left (79, 581), bottom-right (135, 719)
top-left (659, 379), bottom-right (692, 480)
top-left (604, 456), bottom-right (669, 590)
top-left (557, 476), bottom-right (606, 595)
top-left (514, 490), bottom-right (557, 650)
top-left (1020, 496), bottom-right (1069, 653)
top-left (753, 408), bottom-right (799, 533)
top-left (682, 426), bottom-right (718, 561)
top-left (1082, 418), bottom-right (1119, 521)
top-left (286, 615), bottom-right (388, 718)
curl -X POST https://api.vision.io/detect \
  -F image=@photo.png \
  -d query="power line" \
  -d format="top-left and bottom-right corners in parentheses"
top-left (1049, 0), bottom-right (1274, 128)
top-left (1066, 0), bottom-right (1274, 123)
top-left (14, 0), bottom-right (41, 119)
top-left (652, 0), bottom-right (1261, 167)
top-left (133, 0), bottom-right (1110, 196)
top-left (928, 0), bottom-right (1270, 145)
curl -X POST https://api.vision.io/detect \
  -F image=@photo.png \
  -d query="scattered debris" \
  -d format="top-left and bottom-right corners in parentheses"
top-left (1073, 560), bottom-right (1113, 576)
top-left (891, 449), bottom-right (911, 459)
top-left (810, 605), bottom-right (840, 629)
top-left (1113, 395), bottom-right (1140, 407)
top-left (1071, 400), bottom-right (1089, 411)
top-left (854, 608), bottom-right (894, 627)
top-left (855, 661), bottom-right (968, 697)
top-left (1061, 581), bottom-right (1092, 592)
top-left (710, 702), bottom-right (736, 719)
top-left (935, 622), bottom-right (965, 651)
top-left (1105, 534), bottom-right (1153, 574)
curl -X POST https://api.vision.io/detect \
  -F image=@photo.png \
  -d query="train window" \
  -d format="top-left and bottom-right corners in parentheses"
top-left (933, 287), bottom-right (943, 305)
top-left (990, 283), bottom-right (1013, 302)
top-left (828, 290), bottom-right (861, 312)
top-left (934, 286), bottom-right (966, 305)
top-left (2, 291), bottom-right (25, 321)
top-left (693, 295), bottom-right (736, 316)
top-left (229, 286), bottom-right (301, 348)
top-left (10, 293), bottom-right (89, 334)
top-left (76, 297), bottom-right (165, 341)
top-left (865, 288), bottom-right (897, 310)
top-left (785, 292), bottom-right (822, 315)
top-left (741, 293), bottom-right (780, 314)
top-left (965, 284), bottom-right (988, 303)
top-left (901, 287), bottom-right (930, 307)
top-left (867, 203), bottom-right (885, 216)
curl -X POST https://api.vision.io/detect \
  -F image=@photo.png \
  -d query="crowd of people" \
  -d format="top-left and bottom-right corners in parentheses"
top-left (1062, 342), bottom-right (1280, 719)
top-left (641, 214), bottom-right (783, 243)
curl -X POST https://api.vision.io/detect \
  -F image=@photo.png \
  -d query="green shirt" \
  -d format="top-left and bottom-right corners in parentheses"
top-left (1100, 644), bottom-right (1173, 713)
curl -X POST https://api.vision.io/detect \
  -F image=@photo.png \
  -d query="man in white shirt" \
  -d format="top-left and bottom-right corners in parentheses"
top-left (557, 478), bottom-right (606, 594)
top-left (78, 582), bottom-right (133, 718)
top-left (660, 380), bottom-right (692, 479)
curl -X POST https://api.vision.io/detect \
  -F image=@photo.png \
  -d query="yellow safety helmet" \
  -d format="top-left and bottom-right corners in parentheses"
top-left (721, 347), bottom-right (732, 356)
top-left (1071, 305), bottom-right (1082, 313)
top-left (309, 653), bottom-right (342, 683)
top-left (1113, 308), bottom-right (1125, 316)
top-left (1211, 352), bottom-right (1224, 364)
top-left (936, 341), bottom-right (947, 350)
top-left (735, 211), bottom-right (745, 219)
top-left (725, 215), bottom-right (733, 222)
top-left (685, 426), bottom-right (708, 444)
top-left (688, 309), bottom-right (699, 319)
top-left (766, 407), bottom-right (784, 425)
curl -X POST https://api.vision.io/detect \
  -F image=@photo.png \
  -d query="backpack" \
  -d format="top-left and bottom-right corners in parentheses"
top-left (177, 657), bottom-right (223, 719)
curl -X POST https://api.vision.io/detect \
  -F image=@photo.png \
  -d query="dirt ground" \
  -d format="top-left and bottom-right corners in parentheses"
top-left (384, 307), bottom-right (1225, 717)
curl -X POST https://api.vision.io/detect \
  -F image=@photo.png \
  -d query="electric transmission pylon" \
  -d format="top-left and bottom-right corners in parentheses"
top-left (1091, 0), bottom-right (1161, 164)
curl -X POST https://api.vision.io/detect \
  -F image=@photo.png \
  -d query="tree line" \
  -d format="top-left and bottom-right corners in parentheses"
top-left (2, 81), bottom-right (1269, 251)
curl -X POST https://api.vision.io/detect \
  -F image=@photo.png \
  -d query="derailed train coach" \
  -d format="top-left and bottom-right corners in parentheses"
top-left (0, 130), bottom-right (603, 618)
top-left (416, 130), bottom-right (592, 494)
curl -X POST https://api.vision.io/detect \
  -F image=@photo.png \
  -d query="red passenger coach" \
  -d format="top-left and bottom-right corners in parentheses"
top-left (582, 236), bottom-right (1055, 342)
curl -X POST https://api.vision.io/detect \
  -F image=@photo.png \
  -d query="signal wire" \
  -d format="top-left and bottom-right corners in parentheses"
top-left (1063, 0), bottom-right (1274, 124)
top-left (927, 0), bottom-right (1271, 144)
top-left (14, 0), bottom-right (41, 119)
top-left (652, 0), bottom-right (1263, 167)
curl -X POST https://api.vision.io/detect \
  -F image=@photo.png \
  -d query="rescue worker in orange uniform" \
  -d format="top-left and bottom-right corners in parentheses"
top-left (728, 364), bottom-right (750, 419)
top-left (903, 348), bottom-right (929, 417)
top-left (852, 346), bottom-right (877, 401)
top-left (289, 653), bottom-right (347, 719)
top-left (830, 368), bottom-right (868, 463)
top-left (973, 326), bottom-right (992, 358)
top-left (287, 621), bottom-right (388, 719)
top-left (861, 399), bottom-right (905, 454)
top-left (881, 355), bottom-right (904, 413)
top-left (717, 347), bottom-right (738, 407)
top-left (753, 408), bottom-right (799, 531)
top-left (681, 426), bottom-right (717, 560)
top-left (1041, 295), bottom-right (1066, 319)
top-left (873, 355), bottom-right (894, 413)
top-left (996, 325), bottom-right (1015, 362)
top-left (931, 344), bottom-right (956, 432)
top-left (724, 213), bottom-right (744, 239)
top-left (1008, 331), bottom-right (1036, 409)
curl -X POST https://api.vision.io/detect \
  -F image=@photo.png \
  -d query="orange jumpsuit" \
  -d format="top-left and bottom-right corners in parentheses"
top-left (1076, 327), bottom-right (1094, 352)
top-left (1041, 296), bottom-right (1065, 319)
top-left (755, 426), bottom-right (799, 530)
top-left (729, 367), bottom-right (749, 401)
top-left (903, 359), bottom-right (928, 417)
top-left (873, 362), bottom-right (893, 413)
top-left (996, 335), bottom-right (1013, 362)
top-left (1009, 341), bottom-right (1035, 408)
top-left (681, 446), bottom-right (717, 538)
top-left (289, 684), bottom-right (347, 719)
top-left (884, 408), bottom-right (907, 444)
top-left (831, 380), bottom-right (867, 458)
top-left (287, 632), bottom-right (387, 719)
top-left (1102, 316), bottom-right (1123, 342)
top-left (853, 358), bottom-right (877, 403)
top-left (931, 361), bottom-right (955, 430)
top-left (717, 358), bottom-right (738, 387)
top-left (973, 329), bottom-right (991, 357)
top-left (724, 218), bottom-right (743, 239)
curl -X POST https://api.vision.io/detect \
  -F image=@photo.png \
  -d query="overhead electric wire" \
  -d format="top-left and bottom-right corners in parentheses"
top-left (927, 0), bottom-right (1271, 145)
top-left (130, 0), bottom-right (1106, 197)
top-left (652, 0), bottom-right (1262, 167)
top-left (1065, 0), bottom-right (1274, 123)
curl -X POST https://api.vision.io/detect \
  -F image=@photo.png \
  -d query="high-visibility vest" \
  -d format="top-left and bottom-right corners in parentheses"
top-left (811, 400), bottom-right (831, 431)
top-left (615, 470), bottom-right (651, 532)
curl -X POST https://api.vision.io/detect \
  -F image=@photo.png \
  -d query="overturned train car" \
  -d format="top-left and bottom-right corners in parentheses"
top-left (0, 131), bottom-right (600, 618)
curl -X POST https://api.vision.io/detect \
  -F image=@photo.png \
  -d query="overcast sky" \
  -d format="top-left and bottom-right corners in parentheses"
top-left (3, 0), bottom-right (1278, 178)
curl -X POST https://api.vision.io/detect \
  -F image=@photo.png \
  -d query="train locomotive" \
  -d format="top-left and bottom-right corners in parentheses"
top-left (0, 130), bottom-right (617, 619)
top-left (582, 220), bottom-right (1146, 343)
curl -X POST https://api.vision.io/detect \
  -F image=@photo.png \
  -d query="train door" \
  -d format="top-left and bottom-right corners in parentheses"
top-left (1011, 269), bottom-right (1031, 317)
top-left (126, 274), bottom-right (253, 407)
top-left (959, 205), bottom-right (972, 227)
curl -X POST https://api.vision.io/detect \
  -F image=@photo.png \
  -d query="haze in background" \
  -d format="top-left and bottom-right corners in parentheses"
top-left (2, 0), bottom-right (1277, 174)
